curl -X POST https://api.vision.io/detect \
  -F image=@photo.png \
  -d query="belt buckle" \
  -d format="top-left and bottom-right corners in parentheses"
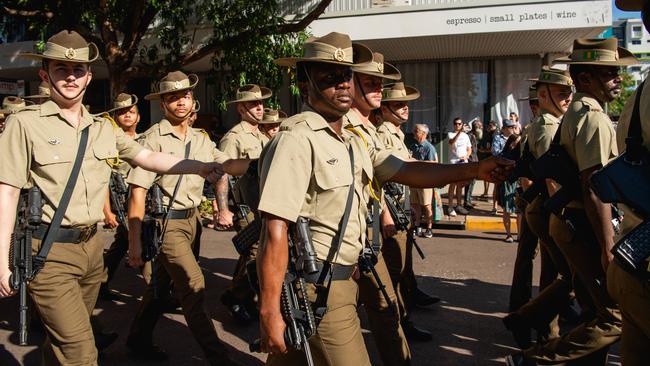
top-left (79, 225), bottom-right (96, 243)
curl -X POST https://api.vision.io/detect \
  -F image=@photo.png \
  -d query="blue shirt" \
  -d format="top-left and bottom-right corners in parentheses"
top-left (410, 140), bottom-right (437, 162)
top-left (492, 133), bottom-right (507, 156)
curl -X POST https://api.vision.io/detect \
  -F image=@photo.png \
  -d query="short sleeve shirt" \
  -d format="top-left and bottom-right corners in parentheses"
top-left (447, 131), bottom-right (471, 161)
top-left (112, 133), bottom-right (140, 178)
top-left (527, 112), bottom-right (560, 159)
top-left (0, 101), bottom-right (144, 226)
top-left (377, 121), bottom-right (411, 160)
top-left (258, 107), bottom-right (404, 266)
top-left (560, 93), bottom-right (618, 172)
top-left (127, 119), bottom-right (228, 210)
top-left (411, 140), bottom-right (437, 162)
top-left (344, 110), bottom-right (385, 151)
top-left (219, 120), bottom-right (269, 161)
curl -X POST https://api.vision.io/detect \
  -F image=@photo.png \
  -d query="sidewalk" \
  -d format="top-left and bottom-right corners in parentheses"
top-left (434, 181), bottom-right (518, 233)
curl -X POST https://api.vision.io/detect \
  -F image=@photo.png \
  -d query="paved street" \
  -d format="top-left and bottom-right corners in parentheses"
top-left (0, 227), bottom-right (620, 366)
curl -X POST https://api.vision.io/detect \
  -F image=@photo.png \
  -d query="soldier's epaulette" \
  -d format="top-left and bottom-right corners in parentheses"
top-left (195, 128), bottom-right (210, 139)
top-left (278, 116), bottom-right (308, 132)
top-left (577, 99), bottom-right (604, 113)
top-left (13, 104), bottom-right (40, 115)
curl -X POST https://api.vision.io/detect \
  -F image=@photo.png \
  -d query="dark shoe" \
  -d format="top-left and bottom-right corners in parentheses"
top-left (502, 313), bottom-right (532, 349)
top-left (94, 331), bottom-right (118, 352)
top-left (455, 206), bottom-right (469, 215)
top-left (126, 339), bottom-right (169, 362)
top-left (98, 284), bottom-right (121, 302)
top-left (221, 292), bottom-right (253, 324)
top-left (414, 288), bottom-right (440, 307)
top-left (505, 353), bottom-right (534, 366)
top-left (423, 229), bottom-right (433, 238)
top-left (402, 320), bottom-right (433, 342)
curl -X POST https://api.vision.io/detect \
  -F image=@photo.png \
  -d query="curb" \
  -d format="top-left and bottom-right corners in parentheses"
top-left (464, 216), bottom-right (518, 233)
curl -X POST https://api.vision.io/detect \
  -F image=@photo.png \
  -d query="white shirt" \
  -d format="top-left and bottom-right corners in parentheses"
top-left (447, 131), bottom-right (471, 162)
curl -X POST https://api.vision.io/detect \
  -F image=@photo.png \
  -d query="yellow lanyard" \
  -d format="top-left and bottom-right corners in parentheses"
top-left (101, 113), bottom-right (122, 168)
top-left (345, 124), bottom-right (381, 202)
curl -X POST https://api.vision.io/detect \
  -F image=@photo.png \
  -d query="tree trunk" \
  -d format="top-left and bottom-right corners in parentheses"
top-left (108, 66), bottom-right (129, 101)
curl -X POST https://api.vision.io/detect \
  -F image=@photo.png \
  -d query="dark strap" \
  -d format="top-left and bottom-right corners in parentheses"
top-left (160, 141), bottom-right (192, 239)
top-left (33, 126), bottom-right (90, 270)
top-left (324, 145), bottom-right (355, 266)
top-left (626, 81), bottom-right (646, 161)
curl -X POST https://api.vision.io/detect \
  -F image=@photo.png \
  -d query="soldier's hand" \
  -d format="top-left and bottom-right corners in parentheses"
top-left (380, 210), bottom-right (397, 238)
top-left (260, 310), bottom-right (287, 355)
top-left (103, 212), bottom-right (119, 229)
top-left (0, 268), bottom-right (15, 298)
top-left (477, 156), bottom-right (515, 183)
top-left (128, 241), bottom-right (144, 268)
top-left (217, 209), bottom-right (234, 229)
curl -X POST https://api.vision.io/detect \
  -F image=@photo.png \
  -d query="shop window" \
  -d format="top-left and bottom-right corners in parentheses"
top-left (632, 40), bottom-right (642, 45)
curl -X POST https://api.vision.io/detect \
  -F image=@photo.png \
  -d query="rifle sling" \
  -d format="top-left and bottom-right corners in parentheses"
top-left (33, 126), bottom-right (90, 271)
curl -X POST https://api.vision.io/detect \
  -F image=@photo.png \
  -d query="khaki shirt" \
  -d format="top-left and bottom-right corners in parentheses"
top-left (376, 121), bottom-right (411, 160)
top-left (617, 85), bottom-right (650, 152)
top-left (527, 111), bottom-right (560, 159)
top-left (0, 101), bottom-right (143, 226)
top-left (128, 119), bottom-right (227, 210)
top-left (560, 93), bottom-right (618, 173)
top-left (111, 133), bottom-right (140, 178)
top-left (258, 107), bottom-right (404, 266)
top-left (345, 110), bottom-right (385, 151)
top-left (219, 120), bottom-right (269, 160)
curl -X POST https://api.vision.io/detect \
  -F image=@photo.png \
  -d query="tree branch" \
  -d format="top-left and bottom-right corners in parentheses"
top-left (277, 0), bottom-right (332, 34)
top-left (2, 6), bottom-right (54, 19)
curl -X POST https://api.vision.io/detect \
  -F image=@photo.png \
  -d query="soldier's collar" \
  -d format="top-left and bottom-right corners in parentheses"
top-left (239, 120), bottom-right (259, 134)
top-left (159, 119), bottom-right (197, 140)
top-left (574, 92), bottom-right (604, 110)
top-left (540, 111), bottom-right (560, 125)
top-left (345, 111), bottom-right (363, 128)
top-left (301, 104), bottom-right (332, 131)
top-left (40, 100), bottom-right (93, 129)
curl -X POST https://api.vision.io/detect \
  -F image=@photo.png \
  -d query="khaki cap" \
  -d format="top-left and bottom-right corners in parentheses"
top-left (615, 0), bottom-right (645, 10)
top-left (23, 81), bottom-right (50, 99)
top-left (274, 32), bottom-right (373, 68)
top-left (352, 52), bottom-right (401, 80)
top-left (553, 38), bottom-right (638, 66)
top-left (145, 71), bottom-right (198, 100)
top-left (0, 96), bottom-right (27, 114)
top-left (259, 108), bottom-right (287, 124)
top-left (528, 66), bottom-right (573, 87)
top-left (227, 84), bottom-right (272, 104)
top-left (382, 82), bottom-right (420, 102)
top-left (105, 93), bottom-right (138, 113)
top-left (192, 100), bottom-right (200, 113)
top-left (519, 85), bottom-right (538, 101)
top-left (21, 30), bottom-right (99, 63)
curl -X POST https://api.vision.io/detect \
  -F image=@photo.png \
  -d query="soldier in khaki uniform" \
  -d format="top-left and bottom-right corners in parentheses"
top-left (259, 108), bottom-right (286, 140)
top-left (606, 2), bottom-right (650, 365)
top-left (0, 96), bottom-right (28, 133)
top-left (506, 38), bottom-right (637, 366)
top-left (346, 51), bottom-right (411, 364)
top-left (218, 84), bottom-right (272, 323)
top-left (504, 68), bottom-right (577, 347)
top-left (98, 93), bottom-right (141, 300)
top-left (125, 71), bottom-right (246, 365)
top-left (0, 31), bottom-right (231, 366)
top-left (258, 31), bottom-right (513, 366)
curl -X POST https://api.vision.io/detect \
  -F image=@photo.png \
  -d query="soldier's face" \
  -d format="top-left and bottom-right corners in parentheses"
top-left (239, 101), bottom-right (264, 122)
top-left (41, 61), bottom-right (92, 102)
top-left (542, 84), bottom-right (573, 114)
top-left (261, 123), bottom-right (280, 138)
top-left (162, 90), bottom-right (193, 120)
top-left (592, 66), bottom-right (622, 102)
top-left (353, 73), bottom-right (383, 109)
top-left (383, 101), bottom-right (409, 122)
top-left (307, 64), bottom-right (353, 117)
top-left (115, 106), bottom-right (139, 129)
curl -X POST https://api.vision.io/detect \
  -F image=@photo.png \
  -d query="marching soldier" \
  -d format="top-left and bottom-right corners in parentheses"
top-left (218, 84), bottom-right (272, 323)
top-left (0, 30), bottom-right (232, 365)
top-left (504, 68), bottom-right (576, 348)
top-left (377, 82), bottom-right (439, 341)
top-left (259, 108), bottom-right (286, 139)
top-left (506, 37), bottom-right (637, 366)
top-left (258, 31), bottom-right (513, 365)
top-left (0, 96), bottom-right (27, 134)
top-left (607, 1), bottom-right (650, 365)
top-left (346, 51), bottom-right (412, 364)
top-left (125, 71), bottom-right (247, 364)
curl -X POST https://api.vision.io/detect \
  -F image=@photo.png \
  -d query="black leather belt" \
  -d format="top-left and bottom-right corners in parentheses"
top-left (33, 224), bottom-right (97, 244)
top-left (167, 208), bottom-right (195, 220)
top-left (304, 261), bottom-right (356, 285)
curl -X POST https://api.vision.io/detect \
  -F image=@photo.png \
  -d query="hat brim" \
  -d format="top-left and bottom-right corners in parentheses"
top-left (553, 47), bottom-right (638, 66)
top-left (353, 61), bottom-right (402, 81)
top-left (20, 42), bottom-right (100, 64)
top-left (144, 74), bottom-right (199, 100)
top-left (526, 77), bottom-right (573, 87)
top-left (615, 0), bottom-right (644, 11)
top-left (226, 87), bottom-right (273, 105)
top-left (23, 94), bottom-right (49, 99)
top-left (274, 42), bottom-right (374, 68)
top-left (104, 94), bottom-right (139, 114)
top-left (259, 111), bottom-right (288, 124)
top-left (383, 86), bottom-right (421, 102)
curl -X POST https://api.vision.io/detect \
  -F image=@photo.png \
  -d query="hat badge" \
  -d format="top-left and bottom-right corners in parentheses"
top-left (377, 63), bottom-right (384, 73)
top-left (64, 48), bottom-right (76, 59)
top-left (174, 81), bottom-right (183, 89)
top-left (333, 48), bottom-right (346, 62)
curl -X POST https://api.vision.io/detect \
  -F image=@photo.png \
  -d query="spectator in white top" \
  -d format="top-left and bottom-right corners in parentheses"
top-left (446, 117), bottom-right (472, 217)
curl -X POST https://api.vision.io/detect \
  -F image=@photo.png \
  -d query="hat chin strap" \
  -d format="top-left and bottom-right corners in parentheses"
top-left (388, 105), bottom-right (407, 123)
top-left (163, 103), bottom-right (193, 123)
top-left (306, 67), bottom-right (349, 120)
top-left (545, 84), bottom-right (564, 117)
top-left (354, 74), bottom-right (375, 112)
top-left (47, 71), bottom-right (89, 102)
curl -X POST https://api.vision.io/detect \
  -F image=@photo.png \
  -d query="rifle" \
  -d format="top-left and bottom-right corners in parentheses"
top-left (9, 187), bottom-right (43, 346)
top-left (227, 175), bottom-right (251, 225)
top-left (384, 183), bottom-right (426, 259)
top-left (142, 184), bottom-right (165, 298)
top-left (358, 241), bottom-right (396, 314)
top-left (250, 217), bottom-right (318, 366)
top-left (109, 172), bottom-right (129, 230)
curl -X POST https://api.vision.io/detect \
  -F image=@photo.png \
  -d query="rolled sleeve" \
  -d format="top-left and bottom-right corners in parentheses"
top-left (126, 137), bottom-right (157, 189)
top-left (116, 127), bottom-right (144, 163)
top-left (0, 115), bottom-right (31, 188)
top-left (219, 135), bottom-right (240, 159)
top-left (372, 150), bottom-right (405, 184)
top-left (258, 132), bottom-right (311, 222)
top-left (212, 146), bottom-right (229, 164)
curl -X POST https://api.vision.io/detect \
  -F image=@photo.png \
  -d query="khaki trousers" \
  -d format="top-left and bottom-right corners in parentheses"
top-left (129, 210), bottom-right (229, 363)
top-left (522, 212), bottom-right (621, 364)
top-left (381, 230), bottom-right (415, 319)
top-left (607, 260), bottom-right (650, 366)
top-left (226, 213), bottom-right (258, 303)
top-left (266, 277), bottom-right (371, 366)
top-left (102, 225), bottom-right (128, 285)
top-left (357, 253), bottom-right (411, 365)
top-left (29, 233), bottom-right (105, 366)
